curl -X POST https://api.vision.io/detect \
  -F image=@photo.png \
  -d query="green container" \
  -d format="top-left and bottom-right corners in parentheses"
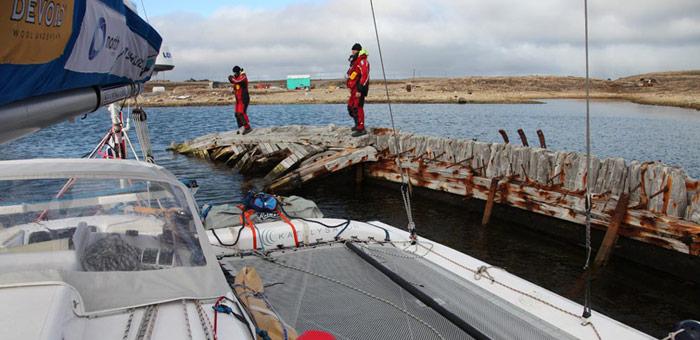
top-left (286, 75), bottom-right (311, 90)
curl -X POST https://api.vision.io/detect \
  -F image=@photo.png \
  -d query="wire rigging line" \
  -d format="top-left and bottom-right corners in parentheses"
top-left (139, 0), bottom-right (150, 22)
top-left (369, 0), bottom-right (417, 242)
top-left (582, 0), bottom-right (593, 319)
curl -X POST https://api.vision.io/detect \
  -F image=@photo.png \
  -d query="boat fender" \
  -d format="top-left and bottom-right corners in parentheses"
top-left (670, 320), bottom-right (700, 340)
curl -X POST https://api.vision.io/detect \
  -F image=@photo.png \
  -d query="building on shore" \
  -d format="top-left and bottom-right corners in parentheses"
top-left (286, 75), bottom-right (311, 90)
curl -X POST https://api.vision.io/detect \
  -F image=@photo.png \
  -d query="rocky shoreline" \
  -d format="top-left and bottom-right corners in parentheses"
top-left (132, 71), bottom-right (700, 110)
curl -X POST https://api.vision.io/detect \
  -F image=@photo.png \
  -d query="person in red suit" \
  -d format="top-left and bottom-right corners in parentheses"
top-left (346, 43), bottom-right (370, 137)
top-left (228, 66), bottom-right (252, 134)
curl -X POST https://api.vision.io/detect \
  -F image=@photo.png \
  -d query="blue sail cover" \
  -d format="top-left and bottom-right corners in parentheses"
top-left (0, 0), bottom-right (162, 107)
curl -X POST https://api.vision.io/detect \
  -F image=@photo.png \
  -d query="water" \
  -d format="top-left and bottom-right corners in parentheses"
top-left (1, 100), bottom-right (699, 336)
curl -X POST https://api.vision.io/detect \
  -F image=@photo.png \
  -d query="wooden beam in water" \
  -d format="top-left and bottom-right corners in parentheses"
top-left (263, 144), bottom-right (325, 183)
top-left (266, 146), bottom-right (377, 193)
top-left (593, 192), bottom-right (630, 268)
top-left (170, 125), bottom-right (700, 258)
top-left (366, 157), bottom-right (699, 255)
top-left (569, 193), bottom-right (630, 296)
top-left (482, 177), bottom-right (500, 225)
top-left (225, 145), bottom-right (249, 166)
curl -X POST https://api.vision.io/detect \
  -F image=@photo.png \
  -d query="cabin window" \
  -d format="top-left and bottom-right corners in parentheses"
top-left (0, 178), bottom-right (206, 272)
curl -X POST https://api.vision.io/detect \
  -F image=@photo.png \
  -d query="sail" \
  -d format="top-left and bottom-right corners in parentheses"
top-left (0, 0), bottom-right (162, 107)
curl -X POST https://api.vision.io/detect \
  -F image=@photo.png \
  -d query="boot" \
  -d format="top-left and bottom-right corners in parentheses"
top-left (351, 129), bottom-right (367, 137)
top-left (242, 127), bottom-right (253, 135)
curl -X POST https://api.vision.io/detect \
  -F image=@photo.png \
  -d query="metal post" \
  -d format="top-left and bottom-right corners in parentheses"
top-left (536, 129), bottom-right (547, 149)
top-left (517, 129), bottom-right (529, 147)
top-left (498, 129), bottom-right (509, 144)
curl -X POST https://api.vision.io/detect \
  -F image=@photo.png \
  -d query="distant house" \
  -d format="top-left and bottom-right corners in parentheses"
top-left (638, 78), bottom-right (658, 87)
top-left (287, 75), bottom-right (311, 90)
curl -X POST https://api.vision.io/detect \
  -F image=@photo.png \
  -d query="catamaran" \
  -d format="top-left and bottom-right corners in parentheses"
top-left (0, 0), bottom-right (696, 339)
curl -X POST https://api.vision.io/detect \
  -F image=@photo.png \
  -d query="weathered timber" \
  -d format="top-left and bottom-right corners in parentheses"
top-left (482, 177), bottom-right (500, 226)
top-left (367, 156), bottom-right (698, 255)
top-left (171, 125), bottom-right (700, 257)
top-left (267, 146), bottom-right (377, 192)
top-left (593, 193), bottom-right (630, 268)
top-left (568, 193), bottom-right (632, 296)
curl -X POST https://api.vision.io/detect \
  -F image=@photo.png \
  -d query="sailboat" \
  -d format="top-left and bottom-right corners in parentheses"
top-left (0, 0), bottom-right (695, 339)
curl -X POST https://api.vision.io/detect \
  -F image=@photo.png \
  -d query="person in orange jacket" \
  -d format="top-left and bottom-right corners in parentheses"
top-left (346, 43), bottom-right (370, 137)
top-left (228, 66), bottom-right (252, 134)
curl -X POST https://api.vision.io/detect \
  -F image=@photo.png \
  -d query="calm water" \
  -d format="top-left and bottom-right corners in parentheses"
top-left (1, 100), bottom-right (699, 336)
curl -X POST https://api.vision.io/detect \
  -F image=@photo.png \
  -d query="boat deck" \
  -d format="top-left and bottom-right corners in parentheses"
top-left (220, 242), bottom-right (574, 340)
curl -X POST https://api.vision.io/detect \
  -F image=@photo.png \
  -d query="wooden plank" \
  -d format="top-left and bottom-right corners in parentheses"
top-left (212, 145), bottom-right (235, 161)
top-left (569, 193), bottom-right (631, 296)
top-left (169, 125), bottom-right (700, 258)
top-left (593, 193), bottom-right (630, 268)
top-left (224, 145), bottom-right (248, 166)
top-left (267, 146), bottom-right (377, 193)
top-left (482, 177), bottom-right (500, 225)
top-left (262, 145), bottom-right (317, 183)
top-left (367, 157), bottom-right (699, 255)
top-left (234, 146), bottom-right (257, 171)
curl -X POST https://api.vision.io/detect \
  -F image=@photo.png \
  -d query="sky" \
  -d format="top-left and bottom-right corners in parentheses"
top-left (140, 0), bottom-right (700, 81)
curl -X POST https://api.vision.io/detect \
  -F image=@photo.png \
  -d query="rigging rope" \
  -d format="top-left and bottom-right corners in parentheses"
top-left (139, 0), bottom-right (149, 22)
top-left (369, 0), bottom-right (417, 242)
top-left (132, 107), bottom-right (155, 163)
top-left (412, 242), bottom-right (603, 340)
top-left (582, 0), bottom-right (593, 320)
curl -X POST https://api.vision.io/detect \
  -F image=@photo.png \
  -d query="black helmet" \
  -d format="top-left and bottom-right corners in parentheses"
top-left (351, 43), bottom-right (362, 51)
top-left (232, 65), bottom-right (241, 73)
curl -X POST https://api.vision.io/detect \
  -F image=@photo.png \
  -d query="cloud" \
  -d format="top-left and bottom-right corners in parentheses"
top-left (150, 0), bottom-right (700, 81)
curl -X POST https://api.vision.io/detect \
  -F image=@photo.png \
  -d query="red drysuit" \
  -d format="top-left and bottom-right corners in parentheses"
top-left (346, 51), bottom-right (370, 131)
top-left (229, 72), bottom-right (251, 129)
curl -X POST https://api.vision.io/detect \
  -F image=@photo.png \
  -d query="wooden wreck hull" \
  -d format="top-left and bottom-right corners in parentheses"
top-left (366, 156), bottom-right (698, 256)
top-left (169, 125), bottom-right (700, 260)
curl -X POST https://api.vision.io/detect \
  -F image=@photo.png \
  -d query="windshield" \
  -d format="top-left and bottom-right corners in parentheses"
top-left (0, 177), bottom-right (206, 272)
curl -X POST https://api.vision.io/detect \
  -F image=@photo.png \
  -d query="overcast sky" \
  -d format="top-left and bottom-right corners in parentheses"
top-left (145, 0), bottom-right (700, 81)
